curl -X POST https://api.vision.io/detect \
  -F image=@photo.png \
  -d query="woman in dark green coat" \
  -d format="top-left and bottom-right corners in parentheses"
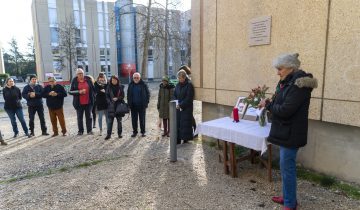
top-left (157, 76), bottom-right (174, 137)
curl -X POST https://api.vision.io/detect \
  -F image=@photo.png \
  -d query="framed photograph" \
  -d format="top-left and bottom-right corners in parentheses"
top-left (235, 97), bottom-right (247, 115)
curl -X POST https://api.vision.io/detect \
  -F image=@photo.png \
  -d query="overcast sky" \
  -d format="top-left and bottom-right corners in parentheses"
top-left (0, 0), bottom-right (190, 53)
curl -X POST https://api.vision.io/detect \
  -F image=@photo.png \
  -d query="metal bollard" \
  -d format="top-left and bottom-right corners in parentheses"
top-left (169, 100), bottom-right (177, 162)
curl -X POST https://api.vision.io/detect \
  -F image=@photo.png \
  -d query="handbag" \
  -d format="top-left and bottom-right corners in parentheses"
top-left (115, 102), bottom-right (130, 115)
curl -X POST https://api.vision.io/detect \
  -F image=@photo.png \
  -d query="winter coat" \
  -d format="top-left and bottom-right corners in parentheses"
top-left (157, 83), bottom-right (175, 119)
top-left (106, 83), bottom-right (125, 118)
top-left (266, 70), bottom-right (317, 148)
top-left (69, 76), bottom-right (95, 110)
top-left (22, 84), bottom-right (44, 107)
top-left (94, 82), bottom-right (108, 111)
top-left (42, 84), bottom-right (67, 110)
top-left (127, 79), bottom-right (150, 109)
top-left (3, 86), bottom-right (22, 110)
top-left (174, 78), bottom-right (194, 141)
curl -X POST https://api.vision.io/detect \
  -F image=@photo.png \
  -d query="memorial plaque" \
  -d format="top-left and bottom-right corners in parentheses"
top-left (249, 16), bottom-right (271, 46)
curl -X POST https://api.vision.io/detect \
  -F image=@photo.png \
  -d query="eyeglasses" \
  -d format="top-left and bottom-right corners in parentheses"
top-left (133, 77), bottom-right (140, 79)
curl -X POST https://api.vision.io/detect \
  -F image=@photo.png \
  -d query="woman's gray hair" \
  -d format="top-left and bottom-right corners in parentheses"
top-left (273, 53), bottom-right (301, 70)
top-left (177, 70), bottom-right (188, 79)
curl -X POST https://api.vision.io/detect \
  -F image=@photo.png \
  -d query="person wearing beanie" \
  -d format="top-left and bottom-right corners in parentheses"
top-left (42, 76), bottom-right (68, 137)
top-left (104, 75), bottom-right (125, 140)
top-left (259, 53), bottom-right (318, 210)
top-left (174, 70), bottom-right (194, 144)
top-left (22, 75), bottom-right (49, 136)
top-left (3, 78), bottom-right (31, 139)
top-left (157, 76), bottom-right (175, 137)
top-left (69, 68), bottom-right (95, 135)
top-left (94, 73), bottom-right (109, 135)
top-left (127, 72), bottom-right (150, 137)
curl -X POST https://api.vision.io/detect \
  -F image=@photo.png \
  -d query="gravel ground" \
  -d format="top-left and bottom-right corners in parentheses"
top-left (0, 83), bottom-right (359, 209)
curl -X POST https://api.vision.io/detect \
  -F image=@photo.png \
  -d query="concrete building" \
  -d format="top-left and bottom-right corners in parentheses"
top-left (0, 42), bottom-right (5, 74)
top-left (31, 0), bottom-right (117, 82)
top-left (192, 0), bottom-right (360, 184)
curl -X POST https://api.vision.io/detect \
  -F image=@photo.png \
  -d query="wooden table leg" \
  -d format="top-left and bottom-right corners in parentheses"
top-left (250, 149), bottom-right (255, 164)
top-left (223, 141), bottom-right (229, 174)
top-left (230, 143), bottom-right (237, 178)
top-left (268, 144), bottom-right (272, 182)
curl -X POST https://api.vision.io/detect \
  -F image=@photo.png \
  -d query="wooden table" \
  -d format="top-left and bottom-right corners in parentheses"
top-left (194, 117), bottom-right (273, 181)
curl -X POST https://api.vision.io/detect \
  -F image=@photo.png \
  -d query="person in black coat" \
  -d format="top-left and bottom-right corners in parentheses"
top-left (3, 78), bottom-right (30, 140)
top-left (94, 73), bottom-right (109, 135)
top-left (69, 68), bottom-right (95, 135)
top-left (127, 72), bottom-right (150, 137)
top-left (105, 75), bottom-right (125, 140)
top-left (42, 76), bottom-right (67, 137)
top-left (259, 53), bottom-right (317, 210)
top-left (22, 75), bottom-right (49, 136)
top-left (173, 70), bottom-right (194, 144)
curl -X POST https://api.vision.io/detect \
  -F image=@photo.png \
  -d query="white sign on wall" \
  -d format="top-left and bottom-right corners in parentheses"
top-left (249, 16), bottom-right (272, 46)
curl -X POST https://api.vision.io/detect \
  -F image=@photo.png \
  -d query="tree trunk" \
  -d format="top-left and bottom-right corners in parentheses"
top-left (163, 0), bottom-right (169, 76)
top-left (140, 0), bottom-right (152, 80)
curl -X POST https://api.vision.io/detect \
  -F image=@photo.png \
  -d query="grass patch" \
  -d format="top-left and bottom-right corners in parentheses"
top-left (297, 167), bottom-right (360, 200)
top-left (208, 141), bottom-right (217, 147)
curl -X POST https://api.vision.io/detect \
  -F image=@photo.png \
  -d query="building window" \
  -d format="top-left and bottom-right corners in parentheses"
top-left (82, 29), bottom-right (87, 43)
top-left (105, 31), bottom-right (109, 44)
top-left (97, 2), bottom-right (103, 12)
top-left (48, 0), bottom-right (56, 8)
top-left (98, 12), bottom-right (104, 28)
top-left (100, 48), bottom-right (106, 61)
top-left (51, 46), bottom-right (59, 55)
top-left (74, 10), bottom-right (80, 27)
top-left (99, 30), bottom-right (104, 47)
top-left (148, 49), bottom-right (153, 61)
top-left (50, 27), bottom-right (58, 43)
top-left (82, 11), bottom-right (86, 26)
top-left (48, 8), bottom-right (57, 26)
top-left (75, 29), bottom-right (81, 44)
top-left (73, 0), bottom-right (79, 10)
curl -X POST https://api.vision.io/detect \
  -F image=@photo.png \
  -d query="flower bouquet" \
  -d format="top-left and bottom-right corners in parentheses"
top-left (243, 85), bottom-right (269, 126)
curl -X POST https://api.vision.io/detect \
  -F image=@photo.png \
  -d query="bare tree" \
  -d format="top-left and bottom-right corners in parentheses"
top-left (56, 16), bottom-right (85, 80)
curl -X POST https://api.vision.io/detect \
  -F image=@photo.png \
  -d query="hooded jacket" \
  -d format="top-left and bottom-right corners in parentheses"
top-left (266, 70), bottom-right (318, 148)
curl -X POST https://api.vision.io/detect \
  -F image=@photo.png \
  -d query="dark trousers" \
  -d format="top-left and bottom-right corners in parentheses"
top-left (131, 106), bottom-right (146, 134)
top-left (28, 105), bottom-right (47, 133)
top-left (76, 104), bottom-right (93, 133)
top-left (5, 108), bottom-right (29, 135)
top-left (107, 115), bottom-right (122, 136)
top-left (49, 108), bottom-right (67, 135)
top-left (92, 105), bottom-right (96, 127)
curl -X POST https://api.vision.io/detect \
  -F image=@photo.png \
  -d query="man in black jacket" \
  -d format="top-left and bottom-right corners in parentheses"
top-left (127, 73), bottom-right (150, 137)
top-left (43, 77), bottom-right (67, 137)
top-left (22, 75), bottom-right (49, 136)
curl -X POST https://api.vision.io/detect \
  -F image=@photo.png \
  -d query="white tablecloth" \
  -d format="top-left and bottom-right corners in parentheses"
top-left (194, 117), bottom-right (271, 155)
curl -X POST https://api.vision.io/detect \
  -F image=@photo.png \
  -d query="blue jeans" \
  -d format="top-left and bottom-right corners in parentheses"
top-left (97, 110), bottom-right (109, 130)
top-left (280, 146), bottom-right (298, 208)
top-left (5, 108), bottom-right (29, 135)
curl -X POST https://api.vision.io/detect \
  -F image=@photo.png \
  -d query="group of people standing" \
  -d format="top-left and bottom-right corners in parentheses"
top-left (1, 66), bottom-right (195, 145)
